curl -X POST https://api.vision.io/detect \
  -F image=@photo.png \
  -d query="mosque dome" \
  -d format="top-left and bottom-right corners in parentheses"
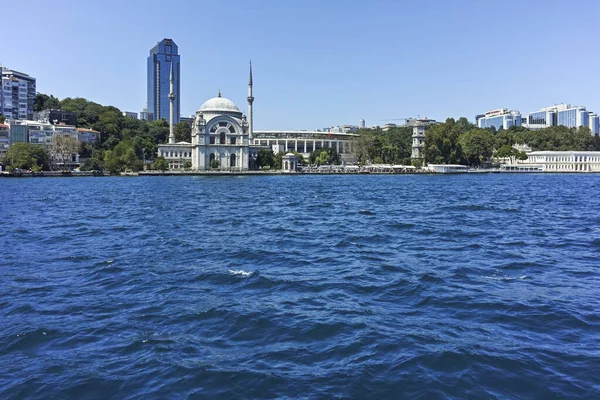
top-left (199, 93), bottom-right (241, 114)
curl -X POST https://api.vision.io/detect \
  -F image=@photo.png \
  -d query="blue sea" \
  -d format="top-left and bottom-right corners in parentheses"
top-left (1, 174), bottom-right (600, 399)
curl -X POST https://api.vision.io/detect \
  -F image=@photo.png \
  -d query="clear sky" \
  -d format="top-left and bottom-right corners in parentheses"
top-left (3, 0), bottom-right (599, 130)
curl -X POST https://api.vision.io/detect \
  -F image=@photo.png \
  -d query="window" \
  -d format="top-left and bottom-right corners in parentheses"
top-left (230, 137), bottom-right (236, 145)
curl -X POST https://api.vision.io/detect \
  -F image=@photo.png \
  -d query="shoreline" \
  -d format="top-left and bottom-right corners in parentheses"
top-left (2, 169), bottom-right (600, 177)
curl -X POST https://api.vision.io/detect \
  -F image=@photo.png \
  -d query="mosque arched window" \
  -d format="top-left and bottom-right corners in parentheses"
top-left (220, 132), bottom-right (226, 144)
top-left (230, 153), bottom-right (236, 167)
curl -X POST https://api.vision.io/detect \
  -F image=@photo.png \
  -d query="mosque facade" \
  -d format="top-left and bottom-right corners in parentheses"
top-left (157, 62), bottom-right (359, 170)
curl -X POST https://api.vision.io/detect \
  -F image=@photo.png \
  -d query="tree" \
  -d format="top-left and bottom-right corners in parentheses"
top-left (174, 122), bottom-right (191, 142)
top-left (2, 143), bottom-right (50, 171)
top-left (210, 158), bottom-right (220, 169)
top-left (256, 149), bottom-right (275, 168)
top-left (52, 134), bottom-right (79, 169)
top-left (0, 114), bottom-right (5, 124)
top-left (424, 118), bottom-right (465, 165)
top-left (458, 129), bottom-right (495, 166)
top-left (34, 93), bottom-right (61, 112)
top-left (183, 160), bottom-right (192, 169)
top-left (103, 141), bottom-right (142, 173)
top-left (151, 156), bottom-right (168, 171)
top-left (308, 147), bottom-right (341, 165)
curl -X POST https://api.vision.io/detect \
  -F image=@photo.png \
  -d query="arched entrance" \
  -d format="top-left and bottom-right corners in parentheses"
top-left (230, 153), bottom-right (237, 167)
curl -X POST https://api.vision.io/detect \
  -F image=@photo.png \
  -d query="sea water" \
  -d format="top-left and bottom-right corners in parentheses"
top-left (1, 174), bottom-right (599, 399)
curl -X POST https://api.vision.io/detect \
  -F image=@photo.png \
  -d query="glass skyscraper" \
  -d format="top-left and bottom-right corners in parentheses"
top-left (147, 38), bottom-right (180, 124)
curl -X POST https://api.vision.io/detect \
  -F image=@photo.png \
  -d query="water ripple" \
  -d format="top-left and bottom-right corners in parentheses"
top-left (1, 174), bottom-right (600, 399)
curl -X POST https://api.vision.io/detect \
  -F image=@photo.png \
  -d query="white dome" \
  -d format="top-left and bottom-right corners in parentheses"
top-left (199, 96), bottom-right (240, 113)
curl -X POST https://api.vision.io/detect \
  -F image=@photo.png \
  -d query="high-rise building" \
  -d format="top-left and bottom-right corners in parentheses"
top-left (1, 67), bottom-right (36, 120)
top-left (477, 108), bottom-right (521, 130)
top-left (525, 104), bottom-right (598, 134)
top-left (147, 38), bottom-right (180, 123)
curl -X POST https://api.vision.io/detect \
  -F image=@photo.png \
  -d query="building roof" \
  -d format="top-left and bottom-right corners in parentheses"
top-left (199, 95), bottom-right (240, 114)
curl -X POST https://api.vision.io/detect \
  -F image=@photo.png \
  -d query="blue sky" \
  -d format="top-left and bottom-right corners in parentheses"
top-left (3, 0), bottom-right (599, 130)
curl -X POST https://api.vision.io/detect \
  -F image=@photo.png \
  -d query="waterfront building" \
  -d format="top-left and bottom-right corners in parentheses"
top-left (1, 67), bottom-right (36, 120)
top-left (525, 104), bottom-right (597, 133)
top-left (5, 120), bottom-right (83, 167)
top-left (123, 111), bottom-right (138, 119)
top-left (477, 108), bottom-right (521, 130)
top-left (281, 153), bottom-right (298, 172)
top-left (253, 131), bottom-right (358, 164)
top-left (33, 109), bottom-right (77, 126)
top-left (360, 119), bottom-right (365, 129)
top-left (410, 118), bottom-right (438, 161)
top-left (147, 38), bottom-right (180, 123)
top-left (518, 151), bottom-right (600, 172)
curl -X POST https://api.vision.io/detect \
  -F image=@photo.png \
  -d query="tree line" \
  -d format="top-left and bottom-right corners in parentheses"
top-left (353, 117), bottom-right (600, 167)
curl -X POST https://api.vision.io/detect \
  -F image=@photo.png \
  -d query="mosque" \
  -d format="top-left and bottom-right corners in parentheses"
top-left (157, 62), bottom-right (260, 171)
top-left (157, 62), bottom-right (359, 171)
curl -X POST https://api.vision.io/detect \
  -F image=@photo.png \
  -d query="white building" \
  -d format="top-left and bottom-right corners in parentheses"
top-left (525, 104), bottom-right (599, 134)
top-left (477, 108), bottom-right (522, 130)
top-left (518, 151), bottom-right (600, 172)
top-left (253, 130), bottom-right (358, 164)
top-left (1, 67), bottom-right (36, 120)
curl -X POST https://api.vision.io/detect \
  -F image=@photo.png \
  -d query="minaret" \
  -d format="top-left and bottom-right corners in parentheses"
top-left (247, 60), bottom-right (254, 141)
top-left (168, 61), bottom-right (176, 144)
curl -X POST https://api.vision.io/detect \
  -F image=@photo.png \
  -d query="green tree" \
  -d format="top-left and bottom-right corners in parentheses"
top-left (174, 122), bottom-right (191, 142)
top-left (103, 141), bottom-right (142, 173)
top-left (34, 93), bottom-right (61, 112)
top-left (424, 118), bottom-right (465, 165)
top-left (256, 149), bottom-right (275, 168)
top-left (183, 160), bottom-right (192, 169)
top-left (151, 156), bottom-right (168, 171)
top-left (458, 128), bottom-right (495, 166)
top-left (2, 143), bottom-right (50, 170)
top-left (210, 158), bottom-right (220, 169)
top-left (0, 114), bottom-right (5, 124)
top-left (308, 147), bottom-right (341, 165)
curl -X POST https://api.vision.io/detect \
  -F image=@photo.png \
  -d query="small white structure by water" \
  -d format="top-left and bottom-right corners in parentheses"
top-left (281, 153), bottom-right (298, 172)
top-left (427, 164), bottom-right (469, 173)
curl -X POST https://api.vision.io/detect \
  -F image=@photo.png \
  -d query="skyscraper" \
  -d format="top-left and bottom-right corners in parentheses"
top-left (147, 38), bottom-right (180, 124)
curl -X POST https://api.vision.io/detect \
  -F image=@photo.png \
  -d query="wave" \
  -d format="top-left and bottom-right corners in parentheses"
top-left (228, 269), bottom-right (255, 277)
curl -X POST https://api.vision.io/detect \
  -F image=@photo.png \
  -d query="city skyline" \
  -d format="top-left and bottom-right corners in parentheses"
top-left (3, 0), bottom-right (600, 130)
